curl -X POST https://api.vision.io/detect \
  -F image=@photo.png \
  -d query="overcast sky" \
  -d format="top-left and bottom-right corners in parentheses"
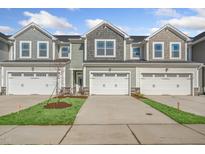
top-left (0, 8), bottom-right (205, 37)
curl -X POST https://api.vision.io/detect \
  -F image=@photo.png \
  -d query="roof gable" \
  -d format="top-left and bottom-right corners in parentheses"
top-left (83, 21), bottom-right (129, 38)
top-left (145, 24), bottom-right (191, 41)
top-left (9, 22), bottom-right (57, 40)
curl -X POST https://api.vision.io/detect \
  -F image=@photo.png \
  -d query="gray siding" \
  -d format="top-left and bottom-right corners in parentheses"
top-left (192, 40), bottom-right (205, 63)
top-left (86, 24), bottom-right (124, 61)
top-left (65, 63), bottom-right (71, 87)
top-left (0, 40), bottom-right (9, 61)
top-left (192, 40), bottom-right (205, 94)
top-left (70, 43), bottom-right (84, 68)
top-left (15, 27), bottom-right (54, 60)
top-left (148, 28), bottom-right (186, 61)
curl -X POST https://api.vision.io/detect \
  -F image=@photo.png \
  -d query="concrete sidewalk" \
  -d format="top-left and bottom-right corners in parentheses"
top-left (0, 124), bottom-right (205, 144)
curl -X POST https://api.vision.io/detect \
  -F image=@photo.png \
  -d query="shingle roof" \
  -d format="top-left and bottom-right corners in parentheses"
top-left (0, 32), bottom-right (9, 40)
top-left (130, 36), bottom-right (147, 42)
top-left (192, 31), bottom-right (205, 42)
top-left (54, 35), bottom-right (81, 42)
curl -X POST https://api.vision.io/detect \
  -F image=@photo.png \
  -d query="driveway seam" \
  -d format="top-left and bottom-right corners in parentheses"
top-left (127, 124), bottom-right (141, 144)
top-left (58, 125), bottom-right (73, 144)
top-left (182, 124), bottom-right (205, 137)
top-left (0, 126), bottom-right (18, 137)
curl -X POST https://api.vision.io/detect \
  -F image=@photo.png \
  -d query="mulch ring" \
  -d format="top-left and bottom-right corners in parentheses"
top-left (131, 93), bottom-right (146, 99)
top-left (44, 102), bottom-right (72, 109)
top-left (53, 95), bottom-right (88, 99)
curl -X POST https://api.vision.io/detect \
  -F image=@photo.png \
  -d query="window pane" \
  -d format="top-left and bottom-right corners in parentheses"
top-left (155, 44), bottom-right (162, 51)
top-left (97, 41), bottom-right (105, 48)
top-left (154, 44), bottom-right (162, 58)
top-left (133, 47), bottom-right (140, 58)
top-left (106, 49), bottom-right (114, 55)
top-left (22, 50), bottom-right (30, 57)
top-left (106, 41), bottom-right (114, 48)
top-left (155, 51), bottom-right (162, 57)
top-left (97, 49), bottom-right (105, 55)
top-left (172, 44), bottom-right (179, 58)
top-left (61, 46), bottom-right (70, 57)
top-left (39, 43), bottom-right (47, 57)
top-left (22, 43), bottom-right (29, 50)
top-left (21, 42), bottom-right (30, 57)
top-left (40, 43), bottom-right (47, 49)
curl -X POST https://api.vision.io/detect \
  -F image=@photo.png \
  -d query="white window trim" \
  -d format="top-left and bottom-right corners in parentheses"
top-left (130, 46), bottom-right (141, 59)
top-left (170, 42), bottom-right (181, 59)
top-left (19, 41), bottom-right (32, 58)
top-left (153, 42), bottom-right (164, 59)
top-left (94, 39), bottom-right (116, 57)
top-left (59, 45), bottom-right (70, 59)
top-left (37, 41), bottom-right (49, 58)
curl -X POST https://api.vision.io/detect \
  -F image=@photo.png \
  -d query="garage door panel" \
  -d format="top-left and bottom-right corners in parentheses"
top-left (8, 72), bottom-right (57, 95)
top-left (90, 73), bottom-right (129, 95)
top-left (140, 74), bottom-right (191, 95)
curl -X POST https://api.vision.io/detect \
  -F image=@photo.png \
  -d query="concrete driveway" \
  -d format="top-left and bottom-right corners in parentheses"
top-left (146, 95), bottom-right (205, 116)
top-left (74, 96), bottom-right (175, 124)
top-left (0, 95), bottom-right (49, 116)
top-left (0, 96), bottom-right (205, 144)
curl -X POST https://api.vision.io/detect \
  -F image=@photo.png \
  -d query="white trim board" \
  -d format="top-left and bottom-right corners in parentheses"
top-left (169, 42), bottom-right (182, 60)
top-left (130, 45), bottom-right (141, 59)
top-left (59, 45), bottom-right (70, 59)
top-left (94, 39), bottom-right (116, 58)
top-left (10, 22), bottom-right (57, 40)
top-left (19, 41), bottom-right (32, 59)
top-left (152, 42), bottom-right (164, 59)
top-left (37, 41), bottom-right (49, 59)
top-left (145, 24), bottom-right (191, 41)
top-left (83, 20), bottom-right (129, 38)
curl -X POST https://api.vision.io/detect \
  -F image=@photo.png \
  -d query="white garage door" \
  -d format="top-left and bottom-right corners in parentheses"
top-left (140, 73), bottom-right (191, 95)
top-left (8, 72), bottom-right (57, 95)
top-left (90, 72), bottom-right (129, 95)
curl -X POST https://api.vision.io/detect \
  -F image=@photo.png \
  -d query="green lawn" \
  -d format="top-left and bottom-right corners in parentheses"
top-left (140, 97), bottom-right (205, 124)
top-left (0, 97), bottom-right (86, 125)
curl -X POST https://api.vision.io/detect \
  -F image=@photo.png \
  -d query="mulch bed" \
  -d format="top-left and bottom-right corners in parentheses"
top-left (44, 102), bottom-right (72, 109)
top-left (131, 93), bottom-right (146, 99)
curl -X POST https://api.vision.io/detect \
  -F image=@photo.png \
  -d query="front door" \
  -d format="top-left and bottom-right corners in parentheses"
top-left (76, 72), bottom-right (83, 93)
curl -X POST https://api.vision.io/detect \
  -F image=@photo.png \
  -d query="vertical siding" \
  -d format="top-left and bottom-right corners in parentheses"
top-left (0, 40), bottom-right (9, 61)
top-left (192, 40), bottom-right (205, 63)
top-left (70, 43), bottom-right (84, 68)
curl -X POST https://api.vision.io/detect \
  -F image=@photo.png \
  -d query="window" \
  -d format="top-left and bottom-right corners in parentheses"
top-left (20, 41), bottom-right (31, 58)
top-left (170, 42), bottom-right (181, 59)
top-left (37, 41), bottom-right (49, 58)
top-left (153, 42), bottom-right (164, 59)
top-left (95, 39), bottom-right (115, 57)
top-left (131, 47), bottom-right (141, 59)
top-left (60, 46), bottom-right (70, 58)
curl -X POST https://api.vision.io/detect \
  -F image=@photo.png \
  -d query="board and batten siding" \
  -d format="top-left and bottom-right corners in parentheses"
top-left (70, 43), bottom-right (84, 68)
top-left (0, 41), bottom-right (9, 61)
